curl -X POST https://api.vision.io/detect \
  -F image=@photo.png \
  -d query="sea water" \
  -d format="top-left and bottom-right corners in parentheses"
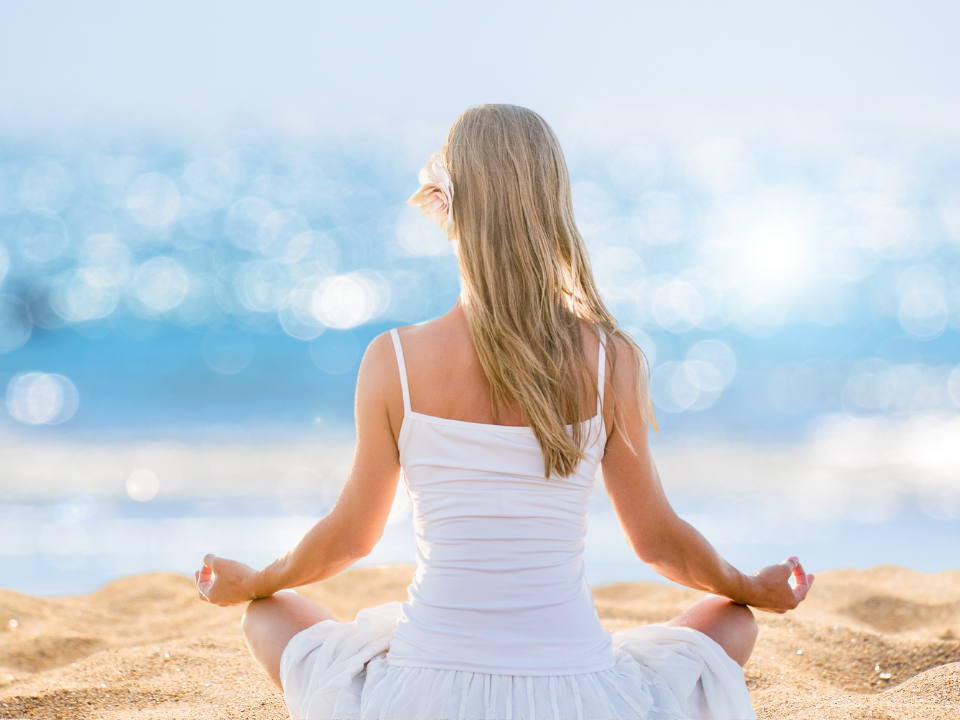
top-left (1, 138), bottom-right (959, 595)
top-left (2, 477), bottom-right (958, 597)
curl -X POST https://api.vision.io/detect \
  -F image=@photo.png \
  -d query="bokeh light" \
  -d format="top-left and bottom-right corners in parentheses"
top-left (132, 257), bottom-right (189, 312)
top-left (652, 279), bottom-right (703, 332)
top-left (278, 280), bottom-right (327, 340)
top-left (643, 192), bottom-right (695, 245)
top-left (687, 340), bottom-right (736, 386)
top-left (181, 157), bottom-right (235, 211)
top-left (126, 469), bottom-right (160, 502)
top-left (311, 272), bottom-right (386, 329)
top-left (6, 372), bottom-right (79, 424)
top-left (54, 493), bottom-right (97, 525)
top-left (17, 214), bottom-right (69, 262)
top-left (51, 268), bottom-right (119, 322)
top-left (17, 161), bottom-right (73, 214)
top-left (899, 288), bottom-right (947, 338)
top-left (126, 173), bottom-right (181, 226)
top-left (236, 260), bottom-right (290, 312)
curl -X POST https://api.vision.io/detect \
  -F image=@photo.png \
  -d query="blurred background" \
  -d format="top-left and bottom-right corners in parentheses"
top-left (1, 1), bottom-right (958, 596)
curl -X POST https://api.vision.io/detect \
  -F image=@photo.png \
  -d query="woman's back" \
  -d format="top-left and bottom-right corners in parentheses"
top-left (385, 316), bottom-right (614, 674)
top-left (382, 308), bottom-right (608, 431)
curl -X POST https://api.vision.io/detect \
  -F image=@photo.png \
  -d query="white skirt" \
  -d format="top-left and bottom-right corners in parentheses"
top-left (279, 602), bottom-right (756, 720)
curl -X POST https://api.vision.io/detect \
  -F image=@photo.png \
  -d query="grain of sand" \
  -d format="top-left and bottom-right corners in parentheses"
top-left (1, 565), bottom-right (958, 719)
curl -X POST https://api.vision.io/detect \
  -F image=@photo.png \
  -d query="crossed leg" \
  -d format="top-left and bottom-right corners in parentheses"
top-left (240, 591), bottom-right (335, 690)
top-left (241, 591), bottom-right (757, 696)
top-left (665, 595), bottom-right (758, 667)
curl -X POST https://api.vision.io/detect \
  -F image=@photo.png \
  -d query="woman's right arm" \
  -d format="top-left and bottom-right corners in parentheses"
top-left (599, 336), bottom-right (813, 612)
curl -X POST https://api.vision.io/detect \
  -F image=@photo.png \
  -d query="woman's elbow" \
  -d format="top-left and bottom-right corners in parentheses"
top-left (350, 529), bottom-right (382, 559)
top-left (631, 541), bottom-right (662, 566)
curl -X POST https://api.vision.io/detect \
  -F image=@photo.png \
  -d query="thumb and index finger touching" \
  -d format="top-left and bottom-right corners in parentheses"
top-left (783, 556), bottom-right (815, 603)
top-left (195, 554), bottom-right (219, 602)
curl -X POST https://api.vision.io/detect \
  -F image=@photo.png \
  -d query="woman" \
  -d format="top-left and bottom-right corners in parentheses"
top-left (196, 104), bottom-right (813, 720)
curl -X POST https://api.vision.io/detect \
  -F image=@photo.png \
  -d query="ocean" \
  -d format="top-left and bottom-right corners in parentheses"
top-left (1, 137), bottom-right (958, 595)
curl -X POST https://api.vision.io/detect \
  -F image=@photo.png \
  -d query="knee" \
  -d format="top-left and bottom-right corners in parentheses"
top-left (707, 595), bottom-right (756, 628)
top-left (240, 596), bottom-right (275, 638)
top-left (722, 600), bottom-right (758, 665)
top-left (714, 597), bottom-right (757, 637)
top-left (737, 602), bottom-right (758, 642)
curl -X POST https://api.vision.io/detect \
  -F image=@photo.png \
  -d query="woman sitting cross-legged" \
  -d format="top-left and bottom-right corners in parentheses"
top-left (195, 104), bottom-right (813, 720)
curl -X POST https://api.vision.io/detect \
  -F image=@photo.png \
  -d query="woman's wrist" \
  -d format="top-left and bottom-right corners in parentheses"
top-left (250, 559), bottom-right (284, 599)
top-left (723, 568), bottom-right (755, 606)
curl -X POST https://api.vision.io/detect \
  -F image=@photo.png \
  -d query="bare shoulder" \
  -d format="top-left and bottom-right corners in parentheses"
top-left (361, 315), bottom-right (465, 392)
top-left (392, 307), bottom-right (475, 372)
top-left (355, 329), bottom-right (407, 441)
top-left (606, 332), bottom-right (645, 389)
top-left (597, 329), bottom-right (648, 443)
top-left (575, 323), bottom-right (640, 386)
top-left (395, 311), bottom-right (465, 346)
top-left (358, 330), bottom-right (399, 384)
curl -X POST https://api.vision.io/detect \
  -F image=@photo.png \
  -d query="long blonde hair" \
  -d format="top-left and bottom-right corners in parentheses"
top-left (443, 104), bottom-right (656, 478)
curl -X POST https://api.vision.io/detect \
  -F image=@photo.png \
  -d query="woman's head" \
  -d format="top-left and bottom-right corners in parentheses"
top-left (435, 105), bottom-right (655, 476)
top-left (443, 105), bottom-right (584, 318)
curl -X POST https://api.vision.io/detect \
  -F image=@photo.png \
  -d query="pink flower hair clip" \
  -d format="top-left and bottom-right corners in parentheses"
top-left (406, 153), bottom-right (455, 238)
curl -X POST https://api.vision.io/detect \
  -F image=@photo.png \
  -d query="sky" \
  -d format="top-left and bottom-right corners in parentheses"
top-left (2, 2), bottom-right (959, 146)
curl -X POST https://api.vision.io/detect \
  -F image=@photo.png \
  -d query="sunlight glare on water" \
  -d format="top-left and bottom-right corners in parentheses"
top-left (17, 214), bottom-right (69, 263)
top-left (5, 372), bottom-right (79, 425)
top-left (126, 172), bottom-right (181, 227)
top-left (132, 257), bottom-right (189, 312)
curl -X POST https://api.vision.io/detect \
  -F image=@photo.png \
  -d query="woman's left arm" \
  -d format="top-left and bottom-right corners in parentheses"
top-left (196, 333), bottom-right (402, 606)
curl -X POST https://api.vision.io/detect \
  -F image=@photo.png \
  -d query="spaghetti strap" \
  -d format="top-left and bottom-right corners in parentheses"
top-left (596, 328), bottom-right (606, 417)
top-left (389, 328), bottom-right (412, 415)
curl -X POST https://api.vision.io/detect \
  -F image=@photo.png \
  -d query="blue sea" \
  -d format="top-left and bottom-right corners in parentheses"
top-left (1, 136), bottom-right (958, 595)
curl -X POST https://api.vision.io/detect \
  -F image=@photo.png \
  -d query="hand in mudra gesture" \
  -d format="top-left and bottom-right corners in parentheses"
top-left (195, 554), bottom-right (260, 607)
top-left (746, 556), bottom-right (814, 613)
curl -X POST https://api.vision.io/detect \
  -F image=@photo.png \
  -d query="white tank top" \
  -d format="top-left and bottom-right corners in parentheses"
top-left (385, 328), bottom-right (615, 676)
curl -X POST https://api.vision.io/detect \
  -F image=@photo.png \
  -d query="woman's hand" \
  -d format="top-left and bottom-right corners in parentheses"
top-left (743, 556), bottom-right (814, 613)
top-left (195, 554), bottom-right (262, 607)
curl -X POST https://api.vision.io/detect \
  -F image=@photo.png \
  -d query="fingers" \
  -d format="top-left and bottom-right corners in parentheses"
top-left (768, 556), bottom-right (799, 580)
top-left (792, 559), bottom-right (806, 584)
top-left (196, 558), bottom-right (216, 603)
top-left (791, 561), bottom-right (814, 604)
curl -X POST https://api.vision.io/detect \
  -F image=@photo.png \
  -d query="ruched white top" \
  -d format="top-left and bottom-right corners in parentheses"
top-left (385, 327), bottom-right (615, 676)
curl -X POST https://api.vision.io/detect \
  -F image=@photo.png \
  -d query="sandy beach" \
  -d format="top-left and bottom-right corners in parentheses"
top-left (1, 565), bottom-right (957, 719)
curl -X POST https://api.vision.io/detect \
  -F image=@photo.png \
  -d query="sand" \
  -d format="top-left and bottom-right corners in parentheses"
top-left (1, 566), bottom-right (958, 719)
